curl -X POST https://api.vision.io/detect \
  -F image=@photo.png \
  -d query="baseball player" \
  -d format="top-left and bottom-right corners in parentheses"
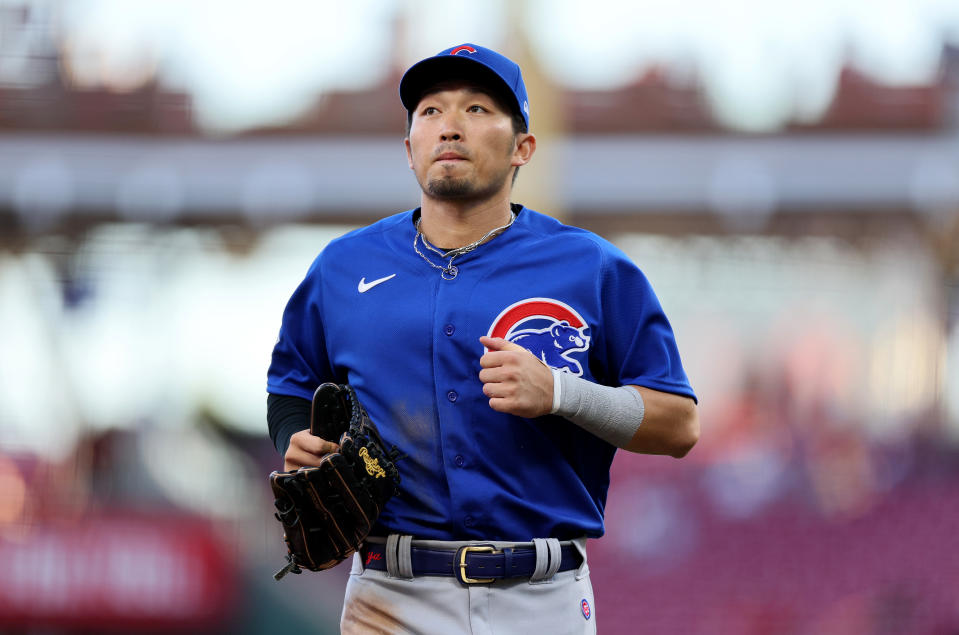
top-left (267, 43), bottom-right (699, 634)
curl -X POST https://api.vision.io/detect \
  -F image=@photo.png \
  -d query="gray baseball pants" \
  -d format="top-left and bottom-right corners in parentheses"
top-left (340, 536), bottom-right (597, 634)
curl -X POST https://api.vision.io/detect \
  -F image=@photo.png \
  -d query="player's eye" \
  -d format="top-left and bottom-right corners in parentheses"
top-left (467, 104), bottom-right (487, 113)
top-left (422, 106), bottom-right (439, 116)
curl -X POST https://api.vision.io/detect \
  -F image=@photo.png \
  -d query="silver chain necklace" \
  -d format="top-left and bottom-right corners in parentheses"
top-left (413, 210), bottom-right (516, 280)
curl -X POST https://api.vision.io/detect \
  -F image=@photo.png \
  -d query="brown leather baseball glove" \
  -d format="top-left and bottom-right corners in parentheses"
top-left (270, 383), bottom-right (401, 580)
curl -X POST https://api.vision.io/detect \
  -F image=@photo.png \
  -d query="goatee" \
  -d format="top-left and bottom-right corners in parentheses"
top-left (426, 176), bottom-right (477, 198)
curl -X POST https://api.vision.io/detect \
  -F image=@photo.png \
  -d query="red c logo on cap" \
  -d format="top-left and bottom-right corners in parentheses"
top-left (450, 45), bottom-right (477, 55)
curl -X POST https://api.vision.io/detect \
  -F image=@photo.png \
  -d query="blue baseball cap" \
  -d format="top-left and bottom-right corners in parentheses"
top-left (399, 43), bottom-right (530, 130)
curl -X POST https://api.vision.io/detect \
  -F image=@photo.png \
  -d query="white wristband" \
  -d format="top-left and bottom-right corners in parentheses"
top-left (550, 368), bottom-right (563, 414)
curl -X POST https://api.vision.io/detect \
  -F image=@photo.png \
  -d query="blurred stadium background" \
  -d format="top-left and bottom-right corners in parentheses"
top-left (1, 1), bottom-right (958, 633)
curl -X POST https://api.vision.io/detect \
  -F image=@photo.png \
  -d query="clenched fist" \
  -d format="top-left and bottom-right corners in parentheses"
top-left (478, 336), bottom-right (554, 418)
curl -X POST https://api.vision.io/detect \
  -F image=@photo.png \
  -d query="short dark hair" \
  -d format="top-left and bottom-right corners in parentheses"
top-left (404, 81), bottom-right (529, 186)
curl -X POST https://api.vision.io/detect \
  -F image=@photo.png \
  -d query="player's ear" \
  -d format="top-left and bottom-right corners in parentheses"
top-left (404, 137), bottom-right (414, 170)
top-left (511, 132), bottom-right (536, 168)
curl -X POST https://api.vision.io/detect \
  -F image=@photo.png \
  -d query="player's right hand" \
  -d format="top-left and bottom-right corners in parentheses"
top-left (478, 336), bottom-right (554, 418)
top-left (284, 429), bottom-right (340, 471)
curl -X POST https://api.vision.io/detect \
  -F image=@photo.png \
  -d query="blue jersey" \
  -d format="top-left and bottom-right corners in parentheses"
top-left (267, 206), bottom-right (695, 542)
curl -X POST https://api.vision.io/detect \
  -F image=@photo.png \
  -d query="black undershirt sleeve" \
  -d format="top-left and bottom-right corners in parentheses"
top-left (267, 393), bottom-right (311, 456)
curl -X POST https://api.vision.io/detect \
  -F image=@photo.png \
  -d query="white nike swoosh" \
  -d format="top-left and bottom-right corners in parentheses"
top-left (357, 274), bottom-right (396, 293)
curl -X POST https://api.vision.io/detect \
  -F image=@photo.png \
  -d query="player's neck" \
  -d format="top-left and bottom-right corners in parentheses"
top-left (418, 194), bottom-right (514, 251)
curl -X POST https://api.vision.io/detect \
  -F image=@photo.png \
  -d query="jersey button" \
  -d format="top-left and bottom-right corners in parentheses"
top-left (444, 324), bottom-right (455, 336)
top-left (447, 391), bottom-right (458, 403)
top-left (454, 455), bottom-right (465, 467)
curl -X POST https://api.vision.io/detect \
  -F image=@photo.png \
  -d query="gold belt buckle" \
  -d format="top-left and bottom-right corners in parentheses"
top-left (456, 545), bottom-right (501, 584)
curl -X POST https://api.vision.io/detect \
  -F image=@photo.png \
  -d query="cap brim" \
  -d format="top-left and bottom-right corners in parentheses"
top-left (399, 56), bottom-right (516, 114)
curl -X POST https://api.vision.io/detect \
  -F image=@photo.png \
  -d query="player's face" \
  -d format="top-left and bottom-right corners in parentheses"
top-left (405, 82), bottom-right (532, 201)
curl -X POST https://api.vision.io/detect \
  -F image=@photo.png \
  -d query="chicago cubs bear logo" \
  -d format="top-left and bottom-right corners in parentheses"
top-left (487, 298), bottom-right (591, 376)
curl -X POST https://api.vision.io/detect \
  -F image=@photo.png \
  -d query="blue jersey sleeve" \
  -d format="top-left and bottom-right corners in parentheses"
top-left (598, 247), bottom-right (697, 402)
top-left (267, 254), bottom-right (335, 400)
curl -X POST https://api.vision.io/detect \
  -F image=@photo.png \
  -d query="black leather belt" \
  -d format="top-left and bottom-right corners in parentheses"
top-left (361, 543), bottom-right (582, 585)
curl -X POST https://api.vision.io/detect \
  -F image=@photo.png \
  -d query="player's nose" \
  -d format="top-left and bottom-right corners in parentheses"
top-left (438, 112), bottom-right (464, 142)
top-left (439, 129), bottom-right (462, 141)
